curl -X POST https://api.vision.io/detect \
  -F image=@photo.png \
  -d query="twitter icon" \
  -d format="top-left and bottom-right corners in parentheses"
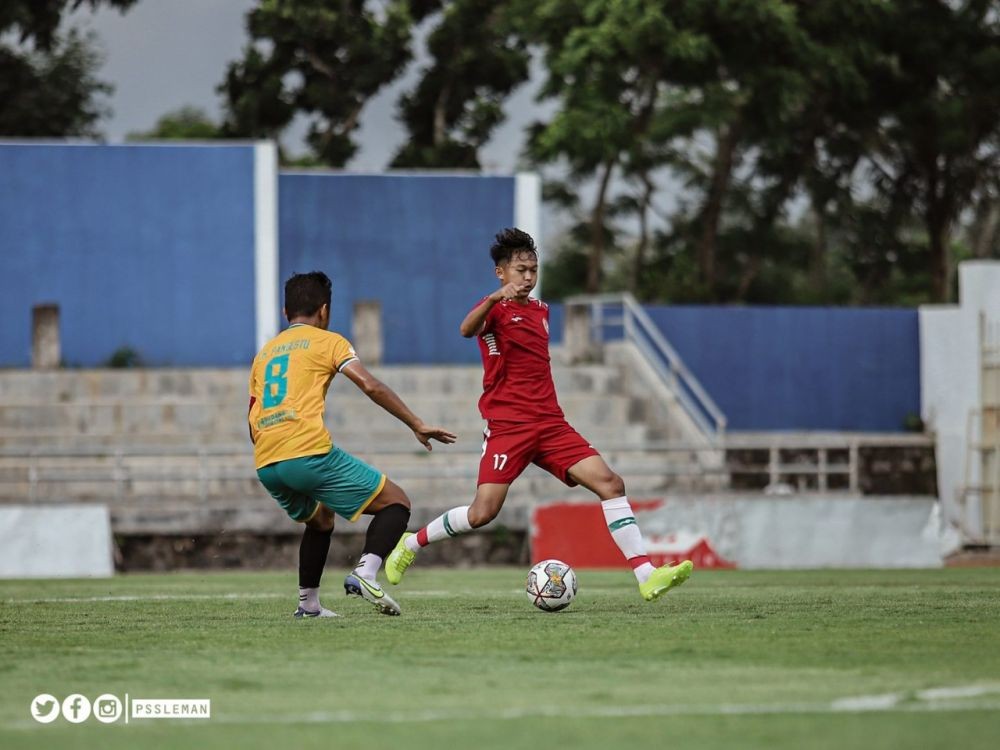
top-left (31, 693), bottom-right (60, 724)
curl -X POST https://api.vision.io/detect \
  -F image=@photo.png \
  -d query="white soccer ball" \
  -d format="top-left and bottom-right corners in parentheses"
top-left (525, 559), bottom-right (577, 612)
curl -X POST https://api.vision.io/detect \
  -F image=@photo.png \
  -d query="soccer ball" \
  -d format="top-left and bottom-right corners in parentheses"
top-left (525, 559), bottom-right (577, 612)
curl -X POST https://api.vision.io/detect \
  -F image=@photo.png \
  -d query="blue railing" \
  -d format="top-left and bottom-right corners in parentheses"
top-left (566, 293), bottom-right (727, 443)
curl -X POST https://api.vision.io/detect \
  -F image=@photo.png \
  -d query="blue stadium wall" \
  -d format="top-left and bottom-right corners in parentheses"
top-left (0, 143), bottom-right (260, 367)
top-left (279, 173), bottom-right (515, 364)
top-left (0, 142), bottom-right (920, 430)
top-left (644, 306), bottom-right (921, 431)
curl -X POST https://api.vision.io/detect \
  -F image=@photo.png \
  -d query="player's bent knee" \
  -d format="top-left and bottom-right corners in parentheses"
top-left (306, 505), bottom-right (334, 532)
top-left (373, 479), bottom-right (411, 511)
top-left (591, 471), bottom-right (625, 499)
top-left (467, 505), bottom-right (498, 528)
top-left (606, 472), bottom-right (626, 497)
top-left (387, 492), bottom-right (411, 510)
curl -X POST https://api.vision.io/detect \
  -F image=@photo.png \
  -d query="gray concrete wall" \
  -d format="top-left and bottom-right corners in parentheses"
top-left (0, 505), bottom-right (113, 577)
top-left (622, 494), bottom-right (942, 568)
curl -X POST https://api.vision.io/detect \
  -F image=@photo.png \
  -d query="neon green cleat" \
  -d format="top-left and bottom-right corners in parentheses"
top-left (385, 532), bottom-right (417, 585)
top-left (639, 559), bottom-right (694, 602)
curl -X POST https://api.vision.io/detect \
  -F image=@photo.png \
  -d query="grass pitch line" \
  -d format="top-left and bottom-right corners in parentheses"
top-left (831, 684), bottom-right (1000, 711)
top-left (4, 589), bottom-right (491, 604)
top-left (7, 593), bottom-right (287, 604)
top-left (181, 684), bottom-right (1000, 726)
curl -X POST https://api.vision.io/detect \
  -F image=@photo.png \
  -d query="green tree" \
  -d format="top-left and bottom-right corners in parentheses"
top-left (126, 106), bottom-right (224, 141)
top-left (537, 0), bottom-right (1000, 307)
top-left (0, 29), bottom-right (107, 137)
top-left (221, 0), bottom-right (433, 166)
top-left (525, 0), bottom-right (712, 293)
top-left (714, 0), bottom-right (892, 300)
top-left (739, 0), bottom-right (1000, 305)
top-left (524, 1), bottom-right (833, 299)
top-left (0, 0), bottom-right (135, 137)
top-left (662, 0), bottom-right (837, 300)
top-left (965, 183), bottom-right (1000, 259)
top-left (391, 0), bottom-right (531, 168)
top-left (0, 1), bottom-right (134, 48)
top-left (865, 0), bottom-right (1000, 302)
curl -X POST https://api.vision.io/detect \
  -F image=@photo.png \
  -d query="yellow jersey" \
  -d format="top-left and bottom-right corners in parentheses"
top-left (248, 323), bottom-right (359, 468)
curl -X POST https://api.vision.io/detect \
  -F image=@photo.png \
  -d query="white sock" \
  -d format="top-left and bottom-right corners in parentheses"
top-left (298, 587), bottom-right (320, 611)
top-left (405, 506), bottom-right (473, 551)
top-left (601, 496), bottom-right (655, 584)
top-left (353, 553), bottom-right (382, 582)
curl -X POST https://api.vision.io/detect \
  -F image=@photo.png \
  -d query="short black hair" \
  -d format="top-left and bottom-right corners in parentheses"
top-left (284, 271), bottom-right (332, 319)
top-left (490, 227), bottom-right (537, 266)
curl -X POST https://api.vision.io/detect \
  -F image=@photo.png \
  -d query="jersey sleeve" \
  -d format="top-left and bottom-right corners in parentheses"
top-left (479, 295), bottom-right (501, 334)
top-left (247, 357), bottom-right (262, 443)
top-left (329, 333), bottom-right (360, 372)
top-left (248, 355), bottom-right (262, 398)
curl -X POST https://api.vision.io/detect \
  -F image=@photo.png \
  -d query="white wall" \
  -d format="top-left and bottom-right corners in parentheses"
top-left (920, 261), bottom-right (1000, 538)
top-left (635, 495), bottom-right (943, 569)
top-left (0, 505), bottom-right (114, 578)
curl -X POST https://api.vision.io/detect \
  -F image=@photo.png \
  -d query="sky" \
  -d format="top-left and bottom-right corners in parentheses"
top-left (69, 0), bottom-right (547, 174)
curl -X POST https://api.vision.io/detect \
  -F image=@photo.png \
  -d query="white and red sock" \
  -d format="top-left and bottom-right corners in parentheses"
top-left (601, 496), bottom-right (655, 584)
top-left (405, 506), bottom-right (473, 552)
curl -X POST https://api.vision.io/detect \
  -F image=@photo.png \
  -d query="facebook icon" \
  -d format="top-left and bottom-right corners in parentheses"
top-left (61, 694), bottom-right (91, 723)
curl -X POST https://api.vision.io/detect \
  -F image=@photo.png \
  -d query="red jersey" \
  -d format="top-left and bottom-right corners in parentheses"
top-left (474, 296), bottom-right (563, 422)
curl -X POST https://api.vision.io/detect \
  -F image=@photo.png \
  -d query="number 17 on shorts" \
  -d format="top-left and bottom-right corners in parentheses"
top-left (477, 420), bottom-right (600, 486)
top-left (479, 425), bottom-right (518, 483)
top-left (477, 423), bottom-right (534, 484)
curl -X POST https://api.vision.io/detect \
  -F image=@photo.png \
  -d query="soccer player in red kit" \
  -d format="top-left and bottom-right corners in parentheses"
top-left (386, 228), bottom-right (693, 601)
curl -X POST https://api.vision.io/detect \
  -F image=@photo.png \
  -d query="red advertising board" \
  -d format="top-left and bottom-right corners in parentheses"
top-left (531, 500), bottom-right (736, 569)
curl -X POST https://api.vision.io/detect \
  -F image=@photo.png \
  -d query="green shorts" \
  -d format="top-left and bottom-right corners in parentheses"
top-left (256, 446), bottom-right (387, 523)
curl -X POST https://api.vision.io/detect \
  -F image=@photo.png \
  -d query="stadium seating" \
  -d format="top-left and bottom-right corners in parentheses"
top-left (0, 358), bottom-right (728, 536)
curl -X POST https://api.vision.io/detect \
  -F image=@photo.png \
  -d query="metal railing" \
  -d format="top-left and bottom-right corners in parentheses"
top-left (566, 293), bottom-right (727, 443)
top-left (723, 432), bottom-right (932, 495)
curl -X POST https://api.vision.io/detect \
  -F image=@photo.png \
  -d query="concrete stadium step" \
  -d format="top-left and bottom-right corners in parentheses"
top-left (345, 446), bottom-right (709, 468)
top-left (0, 364), bottom-right (623, 402)
top-left (325, 394), bottom-right (638, 432)
top-left (0, 496), bottom-right (519, 535)
top-left (0, 439), bottom-right (705, 474)
top-left (0, 478), bottom-right (263, 502)
top-left (0, 449), bottom-right (710, 482)
top-left (0, 394), bottom-right (638, 436)
top-left (0, 438), bottom-right (720, 488)
top-left (0, 355), bottom-right (725, 527)
top-left (0, 421), bottom-right (648, 448)
top-left (0, 465), bottom-right (715, 506)
top-left (0, 471), bottom-right (711, 534)
top-left (0, 434), bottom-right (229, 450)
top-left (0, 421), bottom-right (657, 452)
top-left (335, 423), bottom-right (658, 452)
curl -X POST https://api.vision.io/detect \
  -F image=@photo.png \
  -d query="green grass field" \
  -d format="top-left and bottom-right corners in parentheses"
top-left (1, 567), bottom-right (999, 749)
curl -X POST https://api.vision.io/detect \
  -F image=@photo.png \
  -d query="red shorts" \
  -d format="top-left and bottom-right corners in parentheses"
top-left (478, 419), bottom-right (600, 486)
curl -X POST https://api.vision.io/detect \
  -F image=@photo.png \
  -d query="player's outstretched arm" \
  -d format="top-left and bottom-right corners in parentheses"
top-left (459, 283), bottom-right (526, 337)
top-left (340, 361), bottom-right (457, 451)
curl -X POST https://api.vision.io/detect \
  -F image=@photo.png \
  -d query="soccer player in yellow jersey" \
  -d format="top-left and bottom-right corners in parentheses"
top-left (250, 272), bottom-right (456, 618)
